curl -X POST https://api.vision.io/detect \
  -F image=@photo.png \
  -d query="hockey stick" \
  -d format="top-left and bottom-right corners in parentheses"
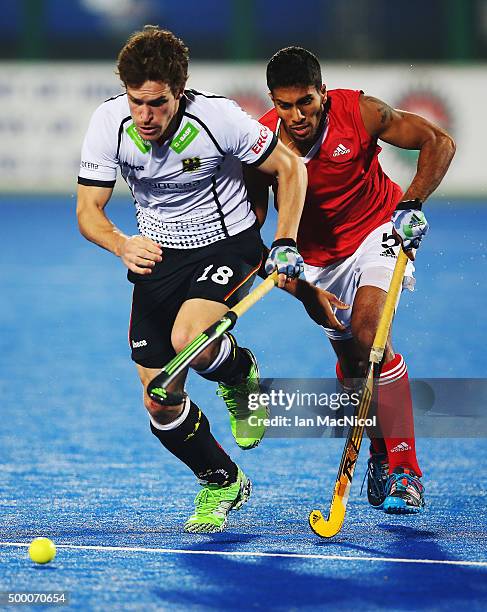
top-left (309, 249), bottom-right (409, 538)
top-left (147, 271), bottom-right (279, 406)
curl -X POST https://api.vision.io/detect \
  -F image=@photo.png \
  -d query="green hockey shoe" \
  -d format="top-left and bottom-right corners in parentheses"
top-left (184, 468), bottom-right (252, 533)
top-left (217, 349), bottom-right (268, 449)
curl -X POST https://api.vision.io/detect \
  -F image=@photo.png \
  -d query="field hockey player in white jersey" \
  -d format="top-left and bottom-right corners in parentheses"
top-left (76, 25), bottom-right (311, 533)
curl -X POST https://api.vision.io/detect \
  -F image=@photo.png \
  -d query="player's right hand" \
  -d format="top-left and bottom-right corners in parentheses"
top-left (265, 239), bottom-right (304, 288)
top-left (120, 235), bottom-right (163, 274)
top-left (392, 200), bottom-right (429, 252)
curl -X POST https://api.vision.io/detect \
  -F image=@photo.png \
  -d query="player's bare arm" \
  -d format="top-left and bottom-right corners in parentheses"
top-left (256, 139), bottom-right (307, 287)
top-left (359, 94), bottom-right (456, 201)
top-left (76, 184), bottom-right (162, 275)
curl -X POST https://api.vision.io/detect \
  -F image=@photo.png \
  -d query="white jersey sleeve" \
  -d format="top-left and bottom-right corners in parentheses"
top-left (211, 98), bottom-right (277, 166)
top-left (79, 102), bottom-right (120, 185)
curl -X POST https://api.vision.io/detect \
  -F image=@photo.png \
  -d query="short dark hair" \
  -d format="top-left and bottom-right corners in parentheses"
top-left (266, 46), bottom-right (322, 92)
top-left (117, 25), bottom-right (189, 94)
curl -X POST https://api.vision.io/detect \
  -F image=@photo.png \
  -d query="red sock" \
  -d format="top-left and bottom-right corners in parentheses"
top-left (376, 354), bottom-right (422, 476)
top-left (336, 361), bottom-right (386, 455)
top-left (335, 361), bottom-right (349, 389)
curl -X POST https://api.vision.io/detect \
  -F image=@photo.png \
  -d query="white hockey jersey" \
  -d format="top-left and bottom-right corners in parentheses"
top-left (78, 89), bottom-right (276, 248)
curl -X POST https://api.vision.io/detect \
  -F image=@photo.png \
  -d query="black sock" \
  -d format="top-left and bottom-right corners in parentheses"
top-left (199, 333), bottom-right (253, 385)
top-left (150, 399), bottom-right (238, 485)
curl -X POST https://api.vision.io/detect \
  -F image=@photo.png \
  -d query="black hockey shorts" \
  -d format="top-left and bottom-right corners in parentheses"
top-left (128, 224), bottom-right (264, 368)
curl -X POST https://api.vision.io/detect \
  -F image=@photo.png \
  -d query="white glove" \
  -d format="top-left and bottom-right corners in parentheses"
top-left (392, 200), bottom-right (429, 250)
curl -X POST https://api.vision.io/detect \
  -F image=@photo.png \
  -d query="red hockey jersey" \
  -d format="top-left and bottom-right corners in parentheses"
top-left (259, 89), bottom-right (403, 266)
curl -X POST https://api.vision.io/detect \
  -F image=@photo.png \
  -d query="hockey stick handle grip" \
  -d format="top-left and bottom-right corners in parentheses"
top-left (231, 271), bottom-right (278, 318)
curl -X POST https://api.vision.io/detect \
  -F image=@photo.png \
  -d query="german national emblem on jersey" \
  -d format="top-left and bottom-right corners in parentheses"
top-left (182, 157), bottom-right (201, 172)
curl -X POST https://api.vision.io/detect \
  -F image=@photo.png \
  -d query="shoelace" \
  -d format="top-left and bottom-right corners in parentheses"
top-left (194, 484), bottom-right (236, 514)
top-left (217, 383), bottom-right (252, 417)
top-left (387, 472), bottom-right (424, 496)
top-left (360, 456), bottom-right (388, 497)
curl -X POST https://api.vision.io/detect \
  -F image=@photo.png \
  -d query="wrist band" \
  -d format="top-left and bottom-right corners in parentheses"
top-left (395, 198), bottom-right (423, 211)
top-left (271, 238), bottom-right (297, 248)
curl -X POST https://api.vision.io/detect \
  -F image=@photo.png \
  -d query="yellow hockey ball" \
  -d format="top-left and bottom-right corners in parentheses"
top-left (28, 537), bottom-right (56, 564)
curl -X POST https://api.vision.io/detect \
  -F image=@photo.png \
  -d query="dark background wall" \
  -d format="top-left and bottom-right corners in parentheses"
top-left (0, 0), bottom-right (483, 62)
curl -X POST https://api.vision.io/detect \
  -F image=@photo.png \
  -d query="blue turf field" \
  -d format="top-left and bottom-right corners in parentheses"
top-left (1, 196), bottom-right (486, 610)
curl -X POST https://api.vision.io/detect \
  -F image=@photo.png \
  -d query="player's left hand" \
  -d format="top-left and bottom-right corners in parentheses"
top-left (392, 200), bottom-right (429, 254)
top-left (265, 239), bottom-right (304, 288)
top-left (297, 282), bottom-right (349, 330)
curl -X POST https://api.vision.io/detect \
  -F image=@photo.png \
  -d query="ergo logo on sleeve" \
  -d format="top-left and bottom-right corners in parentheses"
top-left (251, 127), bottom-right (270, 155)
top-left (81, 160), bottom-right (99, 169)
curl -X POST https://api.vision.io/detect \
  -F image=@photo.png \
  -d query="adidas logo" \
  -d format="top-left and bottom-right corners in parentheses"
top-left (380, 247), bottom-right (396, 257)
top-left (410, 213), bottom-right (424, 227)
top-left (332, 143), bottom-right (351, 157)
top-left (390, 442), bottom-right (411, 453)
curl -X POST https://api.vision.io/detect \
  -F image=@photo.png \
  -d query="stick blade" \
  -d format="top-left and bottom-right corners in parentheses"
top-left (308, 503), bottom-right (346, 538)
top-left (309, 474), bottom-right (350, 538)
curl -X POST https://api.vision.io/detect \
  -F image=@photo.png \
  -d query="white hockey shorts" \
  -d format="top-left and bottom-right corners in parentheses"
top-left (304, 222), bottom-right (415, 341)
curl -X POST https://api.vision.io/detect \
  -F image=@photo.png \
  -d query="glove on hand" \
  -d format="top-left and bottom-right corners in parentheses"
top-left (265, 238), bottom-right (304, 279)
top-left (392, 199), bottom-right (429, 250)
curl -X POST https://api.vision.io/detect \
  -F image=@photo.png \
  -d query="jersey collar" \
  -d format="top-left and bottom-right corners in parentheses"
top-left (156, 95), bottom-right (187, 147)
top-left (276, 113), bottom-right (330, 163)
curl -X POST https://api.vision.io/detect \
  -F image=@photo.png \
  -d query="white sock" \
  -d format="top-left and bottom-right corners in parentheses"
top-left (196, 334), bottom-right (232, 374)
top-left (149, 395), bottom-right (190, 431)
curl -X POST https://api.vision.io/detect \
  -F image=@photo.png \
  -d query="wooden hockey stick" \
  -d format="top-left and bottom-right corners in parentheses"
top-left (309, 249), bottom-right (409, 538)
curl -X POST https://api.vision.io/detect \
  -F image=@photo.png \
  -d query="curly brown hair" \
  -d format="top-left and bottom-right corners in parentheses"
top-left (117, 25), bottom-right (189, 94)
